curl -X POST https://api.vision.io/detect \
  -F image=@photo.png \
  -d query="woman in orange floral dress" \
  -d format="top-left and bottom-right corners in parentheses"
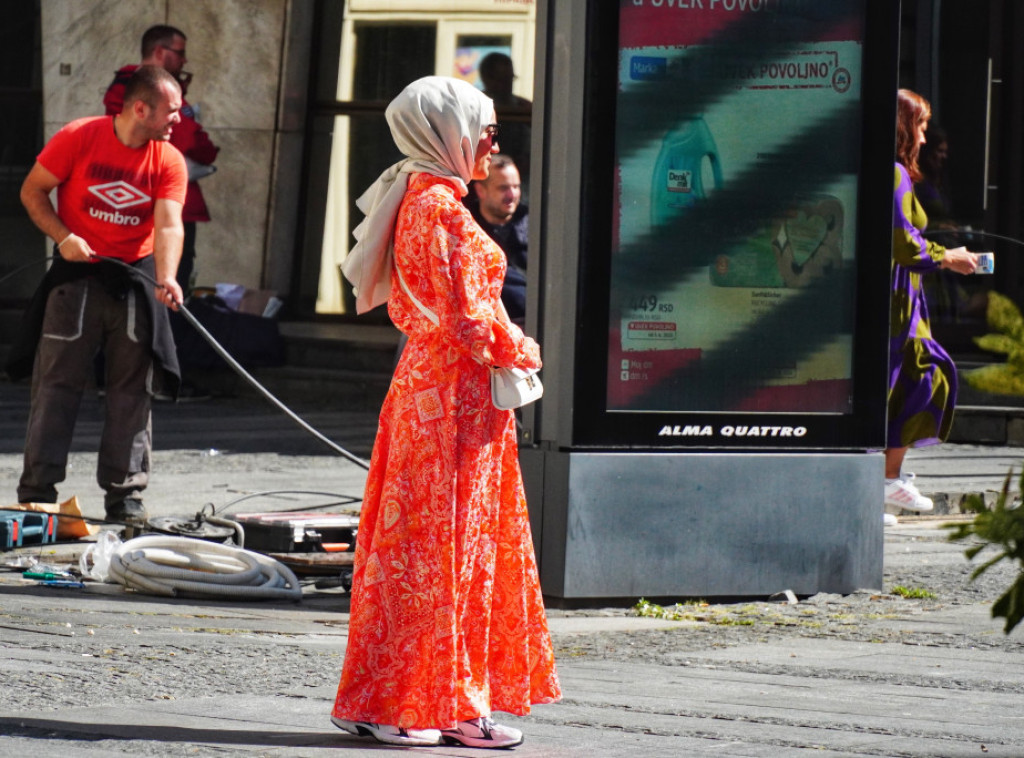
top-left (332, 76), bottom-right (561, 749)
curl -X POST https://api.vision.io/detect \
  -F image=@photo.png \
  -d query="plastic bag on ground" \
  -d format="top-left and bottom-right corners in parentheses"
top-left (79, 531), bottom-right (123, 582)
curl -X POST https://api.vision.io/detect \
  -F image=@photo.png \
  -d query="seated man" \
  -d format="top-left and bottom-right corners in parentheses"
top-left (466, 154), bottom-right (528, 326)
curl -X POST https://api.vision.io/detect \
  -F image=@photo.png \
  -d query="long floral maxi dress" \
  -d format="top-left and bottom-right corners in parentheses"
top-left (333, 173), bottom-right (561, 730)
top-left (888, 163), bottom-right (957, 448)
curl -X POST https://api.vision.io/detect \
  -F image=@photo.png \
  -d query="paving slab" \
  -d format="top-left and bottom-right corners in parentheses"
top-left (4, 381), bottom-right (1024, 756)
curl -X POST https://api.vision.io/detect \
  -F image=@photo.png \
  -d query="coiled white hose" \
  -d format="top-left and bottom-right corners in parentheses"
top-left (107, 535), bottom-right (302, 601)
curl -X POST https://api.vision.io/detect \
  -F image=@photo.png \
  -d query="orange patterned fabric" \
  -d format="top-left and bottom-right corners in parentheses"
top-left (332, 173), bottom-right (561, 730)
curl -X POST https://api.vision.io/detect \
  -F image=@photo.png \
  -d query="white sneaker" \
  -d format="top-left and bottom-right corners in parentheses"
top-left (441, 716), bottom-right (524, 749)
top-left (884, 477), bottom-right (934, 512)
top-left (331, 716), bottom-right (441, 747)
top-left (884, 513), bottom-right (899, 527)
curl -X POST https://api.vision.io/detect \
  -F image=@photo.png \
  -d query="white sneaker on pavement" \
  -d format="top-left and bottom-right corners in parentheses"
top-left (441, 716), bottom-right (524, 749)
top-left (331, 716), bottom-right (441, 747)
top-left (884, 513), bottom-right (899, 527)
top-left (884, 477), bottom-right (934, 512)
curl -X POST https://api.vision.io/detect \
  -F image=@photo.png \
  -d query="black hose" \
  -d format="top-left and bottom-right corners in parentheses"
top-left (3, 254), bottom-right (370, 471)
top-left (923, 228), bottom-right (1024, 249)
top-left (168, 288), bottom-right (370, 469)
top-left (203, 489), bottom-right (362, 516)
top-left (0, 256), bottom-right (61, 289)
top-left (102, 256), bottom-right (371, 470)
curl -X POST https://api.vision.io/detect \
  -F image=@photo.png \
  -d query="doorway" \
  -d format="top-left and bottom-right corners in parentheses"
top-left (0, 0), bottom-right (43, 304)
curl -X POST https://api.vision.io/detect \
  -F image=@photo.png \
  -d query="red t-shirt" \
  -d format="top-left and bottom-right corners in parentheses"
top-left (38, 116), bottom-right (187, 262)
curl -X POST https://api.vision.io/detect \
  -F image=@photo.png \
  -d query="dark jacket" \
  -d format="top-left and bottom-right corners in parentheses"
top-left (6, 254), bottom-right (181, 397)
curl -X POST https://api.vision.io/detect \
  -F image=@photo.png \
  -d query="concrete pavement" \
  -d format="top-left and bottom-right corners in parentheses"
top-left (2, 379), bottom-right (1024, 755)
top-left (2, 521), bottom-right (1022, 756)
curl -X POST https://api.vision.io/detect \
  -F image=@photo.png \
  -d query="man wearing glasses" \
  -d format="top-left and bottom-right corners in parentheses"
top-left (104, 25), bottom-right (219, 301)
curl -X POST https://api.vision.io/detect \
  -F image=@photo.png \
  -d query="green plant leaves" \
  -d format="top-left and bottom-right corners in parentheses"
top-left (963, 364), bottom-right (1024, 396)
top-left (986, 291), bottom-right (1024, 342)
top-left (945, 468), bottom-right (1024, 633)
top-left (973, 334), bottom-right (1017, 356)
top-left (964, 292), bottom-right (1024, 396)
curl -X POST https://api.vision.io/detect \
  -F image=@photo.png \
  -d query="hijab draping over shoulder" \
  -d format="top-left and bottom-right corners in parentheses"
top-left (341, 76), bottom-right (494, 314)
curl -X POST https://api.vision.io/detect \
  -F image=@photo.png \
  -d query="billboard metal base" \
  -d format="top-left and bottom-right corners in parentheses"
top-left (521, 449), bottom-right (884, 603)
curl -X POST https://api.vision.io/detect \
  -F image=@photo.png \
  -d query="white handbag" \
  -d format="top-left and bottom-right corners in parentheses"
top-left (395, 264), bottom-right (542, 410)
top-left (489, 365), bottom-right (543, 410)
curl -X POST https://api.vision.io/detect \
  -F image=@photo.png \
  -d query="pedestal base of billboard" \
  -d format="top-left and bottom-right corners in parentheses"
top-left (520, 449), bottom-right (884, 604)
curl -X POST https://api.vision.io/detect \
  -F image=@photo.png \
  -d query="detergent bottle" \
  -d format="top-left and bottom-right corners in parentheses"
top-left (650, 116), bottom-right (722, 229)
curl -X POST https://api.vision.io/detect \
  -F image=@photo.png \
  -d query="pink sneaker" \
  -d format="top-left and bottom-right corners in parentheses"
top-left (331, 717), bottom-right (441, 746)
top-left (441, 716), bottom-right (524, 748)
top-left (884, 477), bottom-right (933, 512)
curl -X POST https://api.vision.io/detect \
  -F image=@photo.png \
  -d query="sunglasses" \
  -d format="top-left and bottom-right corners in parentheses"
top-left (484, 123), bottom-right (500, 139)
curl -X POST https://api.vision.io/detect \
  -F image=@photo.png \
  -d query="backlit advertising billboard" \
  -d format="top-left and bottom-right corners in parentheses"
top-left (571, 0), bottom-right (898, 448)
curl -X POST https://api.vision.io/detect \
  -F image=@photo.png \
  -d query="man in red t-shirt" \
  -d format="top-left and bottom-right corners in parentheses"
top-left (13, 65), bottom-right (187, 524)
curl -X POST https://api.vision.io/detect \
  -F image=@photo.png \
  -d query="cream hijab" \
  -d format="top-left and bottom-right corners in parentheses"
top-left (341, 76), bottom-right (494, 314)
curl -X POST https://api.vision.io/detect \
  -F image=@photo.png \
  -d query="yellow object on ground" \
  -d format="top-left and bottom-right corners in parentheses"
top-left (4, 497), bottom-right (100, 540)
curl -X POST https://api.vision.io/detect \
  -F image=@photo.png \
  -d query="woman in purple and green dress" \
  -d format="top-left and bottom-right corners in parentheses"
top-left (885, 89), bottom-right (978, 521)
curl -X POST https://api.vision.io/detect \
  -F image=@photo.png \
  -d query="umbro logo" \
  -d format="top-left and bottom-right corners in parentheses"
top-left (88, 181), bottom-right (151, 210)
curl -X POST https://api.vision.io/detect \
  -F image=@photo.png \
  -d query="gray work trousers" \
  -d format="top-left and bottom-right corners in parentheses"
top-left (18, 276), bottom-right (155, 509)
